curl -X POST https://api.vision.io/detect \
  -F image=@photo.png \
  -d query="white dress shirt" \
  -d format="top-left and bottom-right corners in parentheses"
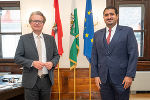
top-left (106, 24), bottom-right (117, 42)
top-left (33, 32), bottom-right (48, 74)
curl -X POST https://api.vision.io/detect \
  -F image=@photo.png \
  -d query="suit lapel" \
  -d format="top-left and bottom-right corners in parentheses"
top-left (100, 28), bottom-right (106, 49)
top-left (43, 34), bottom-right (50, 61)
top-left (98, 28), bottom-right (109, 55)
top-left (28, 33), bottom-right (38, 57)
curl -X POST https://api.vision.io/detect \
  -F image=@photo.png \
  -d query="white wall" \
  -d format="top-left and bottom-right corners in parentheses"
top-left (131, 71), bottom-right (150, 92)
top-left (1, 0), bottom-right (106, 68)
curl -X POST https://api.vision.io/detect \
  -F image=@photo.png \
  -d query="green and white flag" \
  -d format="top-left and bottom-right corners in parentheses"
top-left (69, 1), bottom-right (79, 70)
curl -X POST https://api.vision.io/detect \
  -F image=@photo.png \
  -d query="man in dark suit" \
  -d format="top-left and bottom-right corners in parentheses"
top-left (15, 11), bottom-right (60, 100)
top-left (91, 6), bottom-right (138, 100)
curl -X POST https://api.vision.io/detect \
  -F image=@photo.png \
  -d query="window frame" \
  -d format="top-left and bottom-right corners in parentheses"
top-left (118, 4), bottom-right (145, 57)
top-left (0, 1), bottom-right (21, 63)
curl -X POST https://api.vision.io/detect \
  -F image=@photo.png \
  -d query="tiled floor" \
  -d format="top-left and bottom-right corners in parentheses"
top-left (130, 93), bottom-right (150, 100)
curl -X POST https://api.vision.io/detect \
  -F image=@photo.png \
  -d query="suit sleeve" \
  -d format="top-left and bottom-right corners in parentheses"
top-left (14, 36), bottom-right (33, 68)
top-left (126, 27), bottom-right (138, 78)
top-left (91, 33), bottom-right (99, 78)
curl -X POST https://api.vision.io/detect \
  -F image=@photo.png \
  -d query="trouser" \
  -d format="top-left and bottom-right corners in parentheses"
top-left (24, 75), bottom-right (52, 100)
top-left (100, 73), bottom-right (130, 100)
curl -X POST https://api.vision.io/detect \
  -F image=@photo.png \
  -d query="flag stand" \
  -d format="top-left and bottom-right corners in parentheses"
top-left (57, 63), bottom-right (61, 100)
top-left (89, 64), bottom-right (91, 100)
top-left (74, 68), bottom-right (76, 100)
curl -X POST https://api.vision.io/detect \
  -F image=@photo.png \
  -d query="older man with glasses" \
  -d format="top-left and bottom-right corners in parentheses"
top-left (15, 11), bottom-right (60, 100)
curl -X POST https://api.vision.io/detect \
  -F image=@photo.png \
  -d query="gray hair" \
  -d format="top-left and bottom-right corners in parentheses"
top-left (29, 11), bottom-right (46, 24)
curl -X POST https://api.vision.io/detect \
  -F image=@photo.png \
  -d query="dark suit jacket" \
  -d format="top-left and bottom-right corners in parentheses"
top-left (91, 25), bottom-right (138, 84)
top-left (15, 33), bottom-right (60, 88)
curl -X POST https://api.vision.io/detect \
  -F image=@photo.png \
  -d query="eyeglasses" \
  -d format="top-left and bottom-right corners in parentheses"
top-left (31, 20), bottom-right (44, 24)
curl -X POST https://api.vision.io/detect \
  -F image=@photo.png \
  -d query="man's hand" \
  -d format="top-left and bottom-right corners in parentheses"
top-left (122, 76), bottom-right (133, 89)
top-left (33, 61), bottom-right (44, 70)
top-left (95, 77), bottom-right (101, 90)
top-left (44, 62), bottom-right (53, 70)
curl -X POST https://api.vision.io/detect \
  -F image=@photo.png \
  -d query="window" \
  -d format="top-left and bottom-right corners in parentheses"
top-left (0, 1), bottom-right (21, 61)
top-left (119, 4), bottom-right (144, 57)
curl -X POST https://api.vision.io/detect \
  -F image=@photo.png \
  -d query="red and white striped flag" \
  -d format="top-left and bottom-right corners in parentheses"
top-left (52, 0), bottom-right (63, 55)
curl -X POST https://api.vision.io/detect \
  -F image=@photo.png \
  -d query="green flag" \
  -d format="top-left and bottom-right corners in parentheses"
top-left (69, 7), bottom-right (79, 70)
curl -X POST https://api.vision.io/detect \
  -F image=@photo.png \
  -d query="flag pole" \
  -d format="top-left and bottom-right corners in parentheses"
top-left (89, 63), bottom-right (91, 100)
top-left (57, 63), bottom-right (60, 100)
top-left (83, 0), bottom-right (93, 99)
top-left (74, 67), bottom-right (76, 100)
top-left (52, 0), bottom-right (63, 99)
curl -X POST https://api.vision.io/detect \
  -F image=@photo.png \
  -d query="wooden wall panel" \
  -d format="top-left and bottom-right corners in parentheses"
top-left (51, 68), bottom-right (101, 100)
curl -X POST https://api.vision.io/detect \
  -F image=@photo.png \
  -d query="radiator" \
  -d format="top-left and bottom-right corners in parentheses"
top-left (131, 71), bottom-right (150, 92)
